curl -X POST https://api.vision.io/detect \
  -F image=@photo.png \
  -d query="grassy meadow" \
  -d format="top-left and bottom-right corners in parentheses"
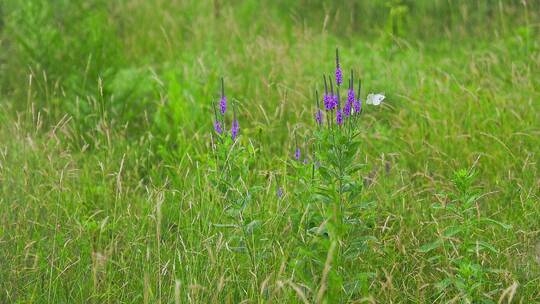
top-left (1, 1), bottom-right (540, 303)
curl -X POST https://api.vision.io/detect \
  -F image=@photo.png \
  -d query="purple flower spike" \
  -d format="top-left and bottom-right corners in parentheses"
top-left (335, 67), bottom-right (342, 86)
top-left (231, 119), bottom-right (239, 140)
top-left (335, 48), bottom-right (343, 86)
top-left (219, 78), bottom-right (227, 115)
top-left (277, 187), bottom-right (283, 198)
top-left (344, 100), bottom-right (352, 117)
top-left (354, 98), bottom-right (362, 114)
top-left (336, 109), bottom-right (343, 125)
top-left (315, 109), bottom-right (323, 125)
top-left (347, 88), bottom-right (355, 105)
top-left (333, 94), bottom-right (339, 110)
top-left (323, 94), bottom-right (330, 110)
top-left (354, 79), bottom-right (362, 114)
top-left (345, 88), bottom-right (354, 117)
top-left (214, 120), bottom-right (223, 134)
top-left (323, 76), bottom-right (331, 111)
top-left (315, 90), bottom-right (323, 125)
top-left (328, 77), bottom-right (337, 110)
top-left (220, 96), bottom-right (227, 115)
top-left (295, 147), bottom-right (301, 161)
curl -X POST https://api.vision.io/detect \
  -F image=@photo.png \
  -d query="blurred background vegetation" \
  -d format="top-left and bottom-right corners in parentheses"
top-left (1, 1), bottom-right (537, 146)
top-left (1, 1), bottom-right (539, 302)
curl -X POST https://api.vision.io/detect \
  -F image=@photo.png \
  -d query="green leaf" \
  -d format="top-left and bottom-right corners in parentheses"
top-left (443, 225), bottom-right (463, 237)
top-left (349, 141), bottom-right (360, 151)
top-left (212, 223), bottom-right (238, 228)
top-left (346, 163), bottom-right (365, 174)
top-left (328, 153), bottom-right (340, 169)
top-left (348, 201), bottom-right (375, 210)
top-left (427, 255), bottom-right (442, 263)
top-left (245, 220), bottom-right (261, 234)
top-left (318, 166), bottom-right (332, 180)
top-left (343, 148), bottom-right (356, 164)
top-left (312, 193), bottom-right (332, 204)
top-left (480, 218), bottom-right (513, 230)
top-left (464, 194), bottom-right (480, 208)
top-left (347, 182), bottom-right (363, 202)
top-left (435, 278), bottom-right (453, 291)
top-left (418, 240), bottom-right (443, 253)
top-left (473, 240), bottom-right (499, 254)
top-left (431, 203), bottom-right (444, 209)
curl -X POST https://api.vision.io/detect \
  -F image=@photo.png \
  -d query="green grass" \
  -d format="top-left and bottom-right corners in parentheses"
top-left (1, 1), bottom-right (539, 303)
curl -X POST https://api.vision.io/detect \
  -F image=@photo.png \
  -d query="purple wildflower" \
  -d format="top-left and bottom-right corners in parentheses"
top-left (214, 120), bottom-right (223, 134)
top-left (315, 90), bottom-right (323, 125)
top-left (220, 96), bottom-right (227, 115)
top-left (353, 98), bottom-right (362, 114)
top-left (219, 78), bottom-right (227, 115)
top-left (277, 187), bottom-right (283, 198)
top-left (347, 87), bottom-right (355, 104)
top-left (328, 78), bottom-right (338, 110)
top-left (343, 70), bottom-right (355, 117)
top-left (231, 119), bottom-right (239, 140)
top-left (332, 94), bottom-right (339, 110)
top-left (315, 109), bottom-right (323, 125)
top-left (336, 109), bottom-right (343, 125)
top-left (344, 100), bottom-right (352, 117)
top-left (353, 79), bottom-right (362, 114)
top-left (335, 48), bottom-right (343, 86)
top-left (295, 147), bottom-right (301, 161)
top-left (345, 88), bottom-right (354, 117)
top-left (323, 76), bottom-right (330, 111)
top-left (323, 94), bottom-right (331, 110)
top-left (335, 67), bottom-right (342, 86)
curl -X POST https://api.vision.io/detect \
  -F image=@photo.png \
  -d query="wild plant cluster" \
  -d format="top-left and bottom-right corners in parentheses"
top-left (209, 49), bottom-right (387, 301)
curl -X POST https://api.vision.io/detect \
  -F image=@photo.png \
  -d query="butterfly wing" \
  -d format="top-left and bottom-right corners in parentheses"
top-left (366, 93), bottom-right (385, 105)
top-left (372, 93), bottom-right (385, 105)
top-left (366, 93), bottom-right (374, 105)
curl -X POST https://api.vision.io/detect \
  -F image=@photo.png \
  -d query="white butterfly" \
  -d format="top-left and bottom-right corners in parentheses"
top-left (366, 93), bottom-right (385, 106)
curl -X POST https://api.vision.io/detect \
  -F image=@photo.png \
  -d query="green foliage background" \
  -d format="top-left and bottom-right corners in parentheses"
top-left (0, 0), bottom-right (539, 302)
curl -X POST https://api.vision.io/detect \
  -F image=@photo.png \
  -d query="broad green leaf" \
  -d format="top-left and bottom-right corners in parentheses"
top-left (472, 240), bottom-right (499, 254)
top-left (419, 240), bottom-right (443, 253)
top-left (443, 225), bottom-right (463, 237)
top-left (480, 218), bottom-right (513, 230)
